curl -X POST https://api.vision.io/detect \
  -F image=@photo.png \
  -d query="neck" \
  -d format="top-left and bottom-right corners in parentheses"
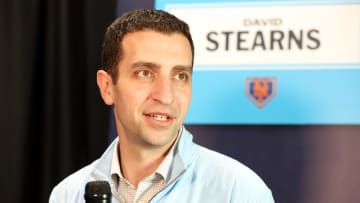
top-left (118, 140), bottom-right (173, 188)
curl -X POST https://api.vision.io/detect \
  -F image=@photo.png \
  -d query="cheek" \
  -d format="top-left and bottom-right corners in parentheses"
top-left (118, 87), bottom-right (150, 111)
top-left (113, 86), bottom-right (135, 107)
top-left (177, 87), bottom-right (192, 108)
top-left (118, 91), bottom-right (141, 106)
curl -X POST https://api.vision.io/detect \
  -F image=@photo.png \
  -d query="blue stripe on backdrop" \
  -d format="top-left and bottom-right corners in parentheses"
top-left (187, 69), bottom-right (360, 124)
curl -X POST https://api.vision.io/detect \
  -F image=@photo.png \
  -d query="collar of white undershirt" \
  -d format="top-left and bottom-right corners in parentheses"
top-left (110, 127), bottom-right (182, 188)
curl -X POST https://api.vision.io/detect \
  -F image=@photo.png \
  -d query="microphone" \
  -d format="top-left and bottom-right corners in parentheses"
top-left (84, 180), bottom-right (112, 203)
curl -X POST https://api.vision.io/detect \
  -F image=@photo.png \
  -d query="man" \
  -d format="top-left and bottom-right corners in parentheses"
top-left (50, 9), bottom-right (274, 203)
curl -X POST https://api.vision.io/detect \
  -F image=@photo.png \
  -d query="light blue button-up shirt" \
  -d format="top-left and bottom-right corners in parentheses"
top-left (49, 126), bottom-right (275, 203)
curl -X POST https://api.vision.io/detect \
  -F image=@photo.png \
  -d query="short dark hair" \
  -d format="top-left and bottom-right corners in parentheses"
top-left (101, 9), bottom-right (194, 83)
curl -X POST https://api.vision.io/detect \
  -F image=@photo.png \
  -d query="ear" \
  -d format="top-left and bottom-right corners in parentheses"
top-left (97, 70), bottom-right (114, 105)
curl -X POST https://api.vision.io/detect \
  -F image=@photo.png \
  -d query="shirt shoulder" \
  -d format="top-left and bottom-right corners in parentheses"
top-left (194, 144), bottom-right (259, 176)
top-left (192, 144), bottom-right (274, 202)
top-left (49, 139), bottom-right (117, 202)
top-left (49, 160), bottom-right (100, 203)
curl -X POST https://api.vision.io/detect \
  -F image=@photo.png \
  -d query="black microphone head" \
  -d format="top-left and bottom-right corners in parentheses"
top-left (84, 180), bottom-right (111, 203)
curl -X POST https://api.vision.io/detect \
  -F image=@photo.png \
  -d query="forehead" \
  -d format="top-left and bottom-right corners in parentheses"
top-left (120, 30), bottom-right (193, 65)
top-left (122, 30), bottom-right (190, 48)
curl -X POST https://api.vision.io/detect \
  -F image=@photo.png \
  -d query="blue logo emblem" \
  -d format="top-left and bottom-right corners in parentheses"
top-left (245, 77), bottom-right (277, 109)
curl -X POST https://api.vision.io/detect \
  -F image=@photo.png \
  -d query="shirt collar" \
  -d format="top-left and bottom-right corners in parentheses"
top-left (156, 127), bottom-right (181, 182)
top-left (110, 128), bottom-right (182, 187)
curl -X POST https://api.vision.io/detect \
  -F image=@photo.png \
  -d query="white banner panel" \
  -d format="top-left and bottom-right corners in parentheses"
top-left (167, 4), bottom-right (360, 68)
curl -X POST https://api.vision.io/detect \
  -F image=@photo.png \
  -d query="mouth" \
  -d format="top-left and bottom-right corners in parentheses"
top-left (151, 114), bottom-right (169, 121)
top-left (145, 113), bottom-right (174, 122)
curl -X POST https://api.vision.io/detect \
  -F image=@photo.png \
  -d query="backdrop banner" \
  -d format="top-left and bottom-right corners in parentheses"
top-left (156, 0), bottom-right (360, 124)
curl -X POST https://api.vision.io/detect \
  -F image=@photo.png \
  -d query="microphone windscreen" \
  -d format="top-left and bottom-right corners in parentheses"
top-left (84, 180), bottom-right (111, 202)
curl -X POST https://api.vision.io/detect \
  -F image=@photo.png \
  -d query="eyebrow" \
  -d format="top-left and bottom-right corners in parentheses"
top-left (131, 61), bottom-right (159, 69)
top-left (131, 61), bottom-right (192, 72)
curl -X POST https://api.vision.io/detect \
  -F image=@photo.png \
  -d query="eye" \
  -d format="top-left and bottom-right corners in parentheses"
top-left (137, 70), bottom-right (152, 78)
top-left (174, 72), bottom-right (189, 81)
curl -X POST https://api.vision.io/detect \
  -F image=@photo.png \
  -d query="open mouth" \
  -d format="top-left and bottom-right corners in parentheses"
top-left (150, 114), bottom-right (169, 121)
top-left (145, 113), bottom-right (173, 122)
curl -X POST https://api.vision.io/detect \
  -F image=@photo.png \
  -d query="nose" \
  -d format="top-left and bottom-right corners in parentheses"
top-left (151, 76), bottom-right (174, 105)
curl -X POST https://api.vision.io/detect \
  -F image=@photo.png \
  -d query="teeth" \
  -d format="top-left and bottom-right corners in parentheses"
top-left (151, 114), bottom-right (168, 121)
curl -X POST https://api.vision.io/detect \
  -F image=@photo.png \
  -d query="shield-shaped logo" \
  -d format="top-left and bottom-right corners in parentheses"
top-left (245, 77), bottom-right (277, 109)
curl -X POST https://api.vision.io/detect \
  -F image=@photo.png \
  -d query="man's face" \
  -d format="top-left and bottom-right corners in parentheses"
top-left (109, 30), bottom-right (192, 150)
